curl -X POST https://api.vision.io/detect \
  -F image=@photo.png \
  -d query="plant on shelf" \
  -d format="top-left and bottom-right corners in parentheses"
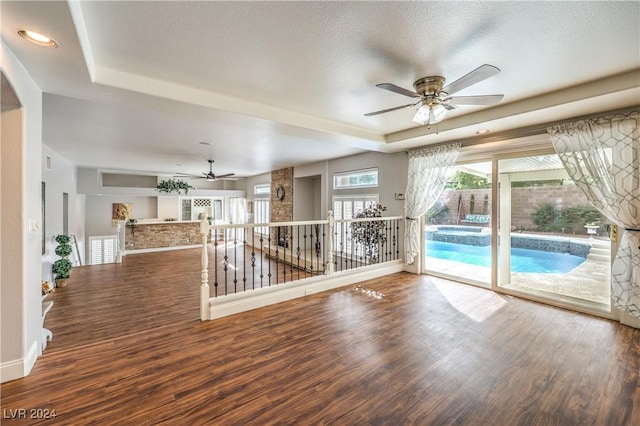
top-left (52, 234), bottom-right (73, 287)
top-left (350, 204), bottom-right (388, 264)
top-left (156, 178), bottom-right (194, 194)
top-left (127, 218), bottom-right (138, 237)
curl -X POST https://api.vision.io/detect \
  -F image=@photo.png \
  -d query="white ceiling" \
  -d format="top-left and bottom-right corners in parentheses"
top-left (2, 1), bottom-right (639, 178)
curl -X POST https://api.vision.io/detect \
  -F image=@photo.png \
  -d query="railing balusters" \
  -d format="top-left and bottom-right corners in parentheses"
top-left (214, 229), bottom-right (219, 297)
top-left (267, 229), bottom-right (273, 286)
top-left (242, 231), bottom-right (247, 292)
top-left (202, 215), bottom-right (402, 301)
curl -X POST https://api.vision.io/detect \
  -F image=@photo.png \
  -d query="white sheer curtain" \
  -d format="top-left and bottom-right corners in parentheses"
top-left (548, 111), bottom-right (640, 318)
top-left (228, 198), bottom-right (248, 241)
top-left (404, 143), bottom-right (460, 264)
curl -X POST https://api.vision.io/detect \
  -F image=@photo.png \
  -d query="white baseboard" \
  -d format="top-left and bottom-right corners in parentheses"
top-left (1, 340), bottom-right (37, 383)
top-left (620, 311), bottom-right (640, 329)
top-left (125, 244), bottom-right (202, 255)
top-left (207, 261), bottom-right (404, 319)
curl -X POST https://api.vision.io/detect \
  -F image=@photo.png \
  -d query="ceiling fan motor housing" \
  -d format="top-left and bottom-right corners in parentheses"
top-left (413, 76), bottom-right (446, 97)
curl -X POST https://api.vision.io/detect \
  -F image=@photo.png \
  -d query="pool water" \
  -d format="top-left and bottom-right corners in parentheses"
top-left (425, 240), bottom-right (585, 273)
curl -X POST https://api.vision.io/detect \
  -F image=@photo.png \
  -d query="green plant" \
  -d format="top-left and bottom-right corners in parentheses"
top-left (350, 204), bottom-right (388, 264)
top-left (425, 204), bottom-right (450, 224)
top-left (531, 203), bottom-right (558, 231)
top-left (156, 179), bottom-right (194, 194)
top-left (52, 234), bottom-right (73, 280)
top-left (127, 218), bottom-right (138, 237)
top-left (447, 171), bottom-right (489, 189)
top-left (531, 203), bottom-right (603, 233)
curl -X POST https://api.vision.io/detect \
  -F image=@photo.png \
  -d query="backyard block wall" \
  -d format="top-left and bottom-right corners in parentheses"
top-left (434, 185), bottom-right (596, 233)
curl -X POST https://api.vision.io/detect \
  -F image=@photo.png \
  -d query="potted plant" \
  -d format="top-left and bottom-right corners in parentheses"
top-left (350, 204), bottom-right (388, 264)
top-left (127, 218), bottom-right (138, 237)
top-left (585, 221), bottom-right (600, 236)
top-left (156, 178), bottom-right (194, 194)
top-left (52, 234), bottom-right (73, 287)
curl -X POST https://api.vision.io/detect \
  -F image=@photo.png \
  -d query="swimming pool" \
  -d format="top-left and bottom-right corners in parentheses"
top-left (425, 240), bottom-right (586, 273)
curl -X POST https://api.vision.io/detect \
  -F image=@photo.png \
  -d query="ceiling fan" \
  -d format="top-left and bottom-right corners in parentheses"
top-left (365, 64), bottom-right (504, 126)
top-left (174, 160), bottom-right (236, 181)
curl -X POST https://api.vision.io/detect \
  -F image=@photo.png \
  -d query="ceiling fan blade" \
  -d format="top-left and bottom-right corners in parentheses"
top-left (376, 83), bottom-right (420, 98)
top-left (446, 94), bottom-right (504, 106)
top-left (216, 173), bottom-right (235, 179)
top-left (442, 64), bottom-right (500, 96)
top-left (364, 102), bottom-right (418, 117)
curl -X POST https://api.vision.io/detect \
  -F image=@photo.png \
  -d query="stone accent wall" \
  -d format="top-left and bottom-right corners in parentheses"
top-left (126, 222), bottom-right (210, 250)
top-left (270, 167), bottom-right (294, 222)
top-left (270, 167), bottom-right (294, 245)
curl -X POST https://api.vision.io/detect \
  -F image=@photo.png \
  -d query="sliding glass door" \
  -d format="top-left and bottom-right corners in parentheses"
top-left (424, 152), bottom-right (612, 313)
top-left (496, 154), bottom-right (611, 309)
top-left (424, 161), bottom-right (493, 287)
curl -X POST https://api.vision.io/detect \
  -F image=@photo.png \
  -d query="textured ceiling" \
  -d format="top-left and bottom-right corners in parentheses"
top-left (1, 1), bottom-right (639, 178)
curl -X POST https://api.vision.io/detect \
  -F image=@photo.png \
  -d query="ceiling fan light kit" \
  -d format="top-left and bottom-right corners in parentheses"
top-left (412, 102), bottom-right (448, 125)
top-left (365, 64), bottom-right (504, 126)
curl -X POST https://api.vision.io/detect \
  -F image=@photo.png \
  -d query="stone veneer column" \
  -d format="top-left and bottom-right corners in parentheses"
top-left (270, 167), bottom-right (294, 244)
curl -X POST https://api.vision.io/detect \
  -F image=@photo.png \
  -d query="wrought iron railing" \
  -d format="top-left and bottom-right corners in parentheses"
top-left (198, 212), bottom-right (402, 316)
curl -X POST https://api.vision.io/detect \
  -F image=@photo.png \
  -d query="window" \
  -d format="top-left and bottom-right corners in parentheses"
top-left (333, 168), bottom-right (378, 189)
top-left (90, 236), bottom-right (117, 265)
top-left (254, 183), bottom-right (271, 195)
top-left (333, 194), bottom-right (378, 255)
top-left (254, 199), bottom-right (270, 235)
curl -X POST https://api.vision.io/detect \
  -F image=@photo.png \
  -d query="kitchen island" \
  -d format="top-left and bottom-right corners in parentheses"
top-left (125, 220), bottom-right (212, 252)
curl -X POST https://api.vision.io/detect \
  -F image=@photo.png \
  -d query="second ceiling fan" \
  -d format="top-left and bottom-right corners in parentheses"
top-left (174, 160), bottom-right (236, 182)
top-left (365, 64), bottom-right (504, 126)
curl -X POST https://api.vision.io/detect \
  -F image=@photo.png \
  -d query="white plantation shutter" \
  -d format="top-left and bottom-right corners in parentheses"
top-left (90, 236), bottom-right (117, 265)
top-left (254, 199), bottom-right (270, 235)
top-left (333, 195), bottom-right (378, 255)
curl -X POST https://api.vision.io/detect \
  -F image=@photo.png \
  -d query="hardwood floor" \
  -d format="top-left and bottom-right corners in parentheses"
top-left (2, 249), bottom-right (640, 425)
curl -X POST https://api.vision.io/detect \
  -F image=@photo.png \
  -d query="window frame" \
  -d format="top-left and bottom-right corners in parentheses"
top-left (254, 183), bottom-right (271, 195)
top-left (333, 167), bottom-right (379, 190)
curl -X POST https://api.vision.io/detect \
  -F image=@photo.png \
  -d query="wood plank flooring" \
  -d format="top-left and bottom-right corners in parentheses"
top-left (2, 249), bottom-right (640, 425)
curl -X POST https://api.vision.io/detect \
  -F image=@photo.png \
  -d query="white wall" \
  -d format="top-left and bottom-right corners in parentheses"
top-left (157, 196), bottom-right (180, 219)
top-left (295, 161), bottom-right (328, 217)
top-left (327, 151), bottom-right (408, 217)
top-left (42, 144), bottom-right (84, 277)
top-left (293, 177), bottom-right (316, 221)
top-left (85, 194), bottom-right (157, 232)
top-left (1, 39), bottom-right (43, 382)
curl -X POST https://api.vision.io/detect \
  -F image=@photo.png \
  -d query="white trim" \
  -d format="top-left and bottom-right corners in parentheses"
top-left (333, 167), bottom-right (379, 189)
top-left (124, 244), bottom-right (202, 255)
top-left (254, 183), bottom-right (271, 195)
top-left (207, 261), bottom-right (404, 320)
top-left (0, 341), bottom-right (37, 383)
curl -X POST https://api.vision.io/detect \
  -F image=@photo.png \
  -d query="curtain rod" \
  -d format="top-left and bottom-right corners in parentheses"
top-left (404, 105), bottom-right (640, 154)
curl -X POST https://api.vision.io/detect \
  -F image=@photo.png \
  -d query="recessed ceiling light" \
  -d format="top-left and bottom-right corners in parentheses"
top-left (476, 129), bottom-right (491, 135)
top-left (17, 29), bottom-right (59, 48)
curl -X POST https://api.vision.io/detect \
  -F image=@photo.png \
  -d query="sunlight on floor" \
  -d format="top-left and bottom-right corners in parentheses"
top-left (352, 285), bottom-right (386, 300)
top-left (430, 277), bottom-right (508, 322)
